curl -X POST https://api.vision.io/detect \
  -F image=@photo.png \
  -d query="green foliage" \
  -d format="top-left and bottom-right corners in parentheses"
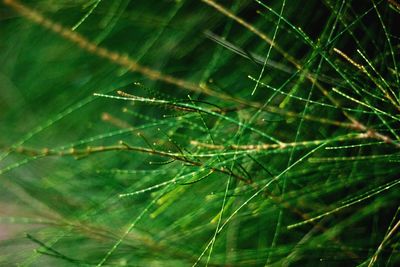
top-left (1, 0), bottom-right (399, 266)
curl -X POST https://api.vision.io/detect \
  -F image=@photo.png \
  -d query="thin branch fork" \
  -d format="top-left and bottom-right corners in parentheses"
top-left (11, 143), bottom-right (252, 185)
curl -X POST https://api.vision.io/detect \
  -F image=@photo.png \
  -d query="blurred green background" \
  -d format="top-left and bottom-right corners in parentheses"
top-left (1, 0), bottom-right (399, 266)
